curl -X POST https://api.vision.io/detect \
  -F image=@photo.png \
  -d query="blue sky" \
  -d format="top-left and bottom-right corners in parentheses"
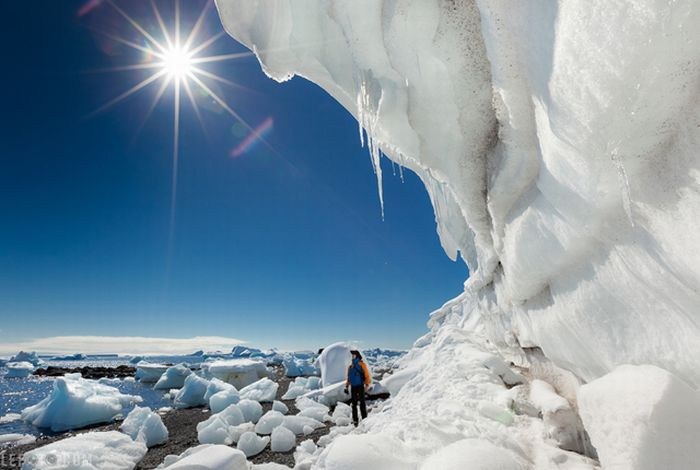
top-left (0, 0), bottom-right (466, 353)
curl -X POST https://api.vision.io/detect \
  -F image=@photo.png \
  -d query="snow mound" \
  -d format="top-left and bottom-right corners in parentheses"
top-left (578, 364), bottom-right (700, 470)
top-left (270, 425), bottom-right (296, 452)
top-left (157, 444), bottom-right (248, 470)
top-left (317, 434), bottom-right (416, 470)
top-left (21, 374), bottom-right (142, 432)
top-left (5, 362), bottom-right (34, 379)
top-left (22, 431), bottom-right (146, 470)
top-left (236, 431), bottom-right (269, 457)
top-left (173, 374), bottom-right (209, 408)
top-left (419, 439), bottom-right (525, 469)
top-left (154, 364), bottom-right (192, 390)
top-left (239, 377), bottom-right (278, 402)
top-left (120, 406), bottom-right (169, 448)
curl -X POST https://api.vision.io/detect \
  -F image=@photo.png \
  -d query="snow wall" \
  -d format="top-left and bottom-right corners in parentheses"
top-left (215, 0), bottom-right (700, 387)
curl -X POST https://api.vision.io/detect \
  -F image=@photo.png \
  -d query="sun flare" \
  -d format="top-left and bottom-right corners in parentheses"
top-left (162, 45), bottom-right (193, 79)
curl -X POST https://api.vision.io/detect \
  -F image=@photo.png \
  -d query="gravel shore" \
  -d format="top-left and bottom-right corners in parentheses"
top-left (0, 367), bottom-right (334, 469)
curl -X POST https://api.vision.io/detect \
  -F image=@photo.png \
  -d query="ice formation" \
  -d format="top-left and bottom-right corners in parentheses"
top-left (4, 362), bottom-right (34, 378)
top-left (154, 364), bottom-right (192, 390)
top-left (239, 377), bottom-right (279, 402)
top-left (156, 444), bottom-right (248, 470)
top-left (201, 359), bottom-right (270, 389)
top-left (21, 431), bottom-right (147, 470)
top-left (236, 431), bottom-right (270, 457)
top-left (135, 362), bottom-right (169, 383)
top-left (216, 0), bottom-right (700, 467)
top-left (197, 404), bottom-right (246, 445)
top-left (255, 410), bottom-right (285, 435)
top-left (21, 373), bottom-right (142, 432)
top-left (173, 374), bottom-right (209, 408)
top-left (0, 433), bottom-right (36, 446)
top-left (270, 425), bottom-right (296, 452)
top-left (317, 343), bottom-right (351, 387)
top-left (9, 351), bottom-right (43, 366)
top-left (120, 406), bottom-right (169, 448)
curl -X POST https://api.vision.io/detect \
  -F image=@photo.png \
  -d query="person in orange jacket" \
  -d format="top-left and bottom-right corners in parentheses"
top-left (343, 350), bottom-right (371, 426)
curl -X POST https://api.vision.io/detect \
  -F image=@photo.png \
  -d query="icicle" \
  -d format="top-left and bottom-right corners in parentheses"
top-left (356, 78), bottom-right (384, 219)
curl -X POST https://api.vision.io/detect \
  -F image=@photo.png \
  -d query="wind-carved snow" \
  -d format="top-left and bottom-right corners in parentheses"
top-left (216, 0), bottom-right (700, 467)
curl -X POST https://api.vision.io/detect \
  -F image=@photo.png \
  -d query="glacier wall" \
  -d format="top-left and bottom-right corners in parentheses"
top-left (215, 0), bottom-right (700, 387)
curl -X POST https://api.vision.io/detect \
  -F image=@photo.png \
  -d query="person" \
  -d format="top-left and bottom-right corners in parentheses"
top-left (343, 350), bottom-right (371, 426)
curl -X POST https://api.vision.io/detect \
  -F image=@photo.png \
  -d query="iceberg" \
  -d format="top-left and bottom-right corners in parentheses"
top-left (9, 351), bottom-right (43, 366)
top-left (49, 353), bottom-right (87, 361)
top-left (4, 362), bottom-right (34, 379)
top-left (21, 373), bottom-right (142, 432)
top-left (21, 431), bottom-right (147, 470)
top-left (317, 343), bottom-right (351, 387)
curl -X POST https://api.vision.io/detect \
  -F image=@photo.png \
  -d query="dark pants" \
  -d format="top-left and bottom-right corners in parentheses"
top-left (350, 385), bottom-right (367, 425)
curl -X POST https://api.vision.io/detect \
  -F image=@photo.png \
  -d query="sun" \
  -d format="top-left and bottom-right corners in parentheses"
top-left (162, 45), bottom-right (193, 79)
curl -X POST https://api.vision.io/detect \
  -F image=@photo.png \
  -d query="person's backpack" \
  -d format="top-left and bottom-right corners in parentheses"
top-left (348, 362), bottom-right (365, 386)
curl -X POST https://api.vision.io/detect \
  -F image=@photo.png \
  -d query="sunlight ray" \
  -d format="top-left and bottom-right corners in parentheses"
top-left (189, 51), bottom-right (254, 65)
top-left (87, 69), bottom-right (168, 118)
top-left (151, 0), bottom-right (173, 49)
top-left (85, 62), bottom-right (165, 74)
top-left (183, 0), bottom-right (212, 51)
top-left (107, 0), bottom-right (167, 55)
top-left (167, 78), bottom-right (181, 260)
top-left (188, 72), bottom-right (254, 132)
top-left (175, 0), bottom-right (181, 47)
top-left (133, 74), bottom-right (172, 139)
top-left (187, 31), bottom-right (225, 57)
top-left (182, 78), bottom-right (209, 139)
top-left (190, 66), bottom-right (252, 92)
top-left (93, 29), bottom-right (164, 59)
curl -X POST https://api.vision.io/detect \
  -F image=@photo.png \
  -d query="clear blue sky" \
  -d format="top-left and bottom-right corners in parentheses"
top-left (0, 0), bottom-right (466, 352)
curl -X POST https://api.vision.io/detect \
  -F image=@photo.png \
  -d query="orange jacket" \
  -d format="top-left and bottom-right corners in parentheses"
top-left (345, 360), bottom-right (372, 387)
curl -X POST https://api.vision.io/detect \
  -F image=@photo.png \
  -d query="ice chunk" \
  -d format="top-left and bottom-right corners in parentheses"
top-left (120, 406), bottom-right (168, 448)
top-left (252, 464), bottom-right (292, 470)
top-left (173, 374), bottom-right (209, 409)
top-left (418, 438), bottom-right (525, 469)
top-left (280, 415), bottom-right (323, 435)
top-left (21, 374), bottom-right (141, 431)
top-left (201, 359), bottom-right (269, 389)
top-left (318, 343), bottom-right (351, 387)
top-left (204, 378), bottom-right (235, 401)
top-left (135, 362), bottom-right (169, 383)
top-left (282, 355), bottom-right (319, 377)
top-left (578, 365), bottom-right (700, 470)
top-left (297, 407), bottom-right (328, 423)
top-left (156, 444), bottom-right (248, 470)
top-left (0, 413), bottom-right (21, 424)
top-left (50, 353), bottom-right (87, 361)
top-left (22, 431), bottom-right (146, 470)
top-left (331, 402), bottom-right (351, 425)
top-left (272, 400), bottom-right (288, 414)
top-left (209, 387), bottom-right (241, 413)
top-left (236, 431), bottom-right (269, 457)
top-left (239, 377), bottom-right (278, 402)
top-left (5, 362), bottom-right (34, 379)
top-left (254, 410), bottom-right (285, 435)
top-left (270, 425), bottom-right (296, 452)
top-left (529, 380), bottom-right (585, 453)
top-left (197, 404), bottom-right (245, 445)
top-left (9, 351), bottom-right (43, 366)
top-left (229, 422), bottom-right (255, 444)
top-left (154, 364), bottom-right (192, 390)
top-left (237, 399), bottom-right (263, 423)
top-left (317, 434), bottom-right (416, 470)
top-left (0, 433), bottom-right (36, 446)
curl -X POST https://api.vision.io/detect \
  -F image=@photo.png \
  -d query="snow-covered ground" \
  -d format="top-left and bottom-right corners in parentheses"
top-left (215, 0), bottom-right (700, 468)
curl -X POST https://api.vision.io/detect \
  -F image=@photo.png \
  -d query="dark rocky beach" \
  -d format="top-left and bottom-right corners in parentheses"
top-left (0, 366), bottom-right (335, 469)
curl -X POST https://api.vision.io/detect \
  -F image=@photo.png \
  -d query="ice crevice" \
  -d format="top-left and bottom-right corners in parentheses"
top-left (215, 0), bottom-right (700, 468)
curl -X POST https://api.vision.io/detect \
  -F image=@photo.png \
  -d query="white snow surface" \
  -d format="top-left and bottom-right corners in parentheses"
top-left (21, 431), bottom-right (147, 470)
top-left (578, 365), bottom-right (700, 470)
top-left (216, 1), bottom-right (700, 468)
top-left (20, 373), bottom-right (142, 432)
top-left (4, 362), bottom-right (34, 379)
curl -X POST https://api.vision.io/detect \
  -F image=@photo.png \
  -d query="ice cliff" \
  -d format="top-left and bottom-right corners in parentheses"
top-left (215, 0), bottom-right (700, 467)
